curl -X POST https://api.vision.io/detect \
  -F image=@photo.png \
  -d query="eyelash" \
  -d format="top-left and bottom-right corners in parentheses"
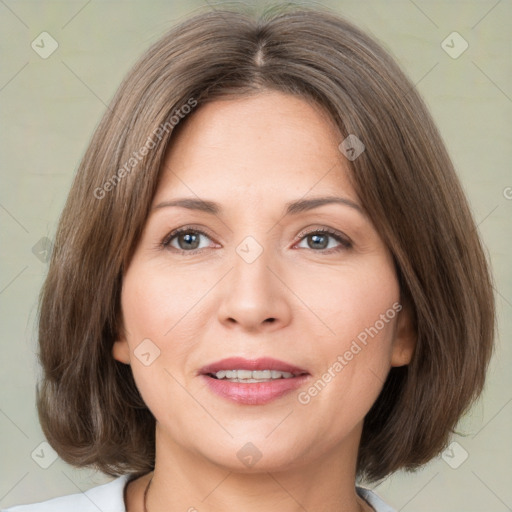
top-left (160, 225), bottom-right (352, 254)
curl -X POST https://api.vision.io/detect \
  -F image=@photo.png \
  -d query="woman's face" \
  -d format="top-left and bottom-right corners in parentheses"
top-left (113, 90), bottom-right (414, 472)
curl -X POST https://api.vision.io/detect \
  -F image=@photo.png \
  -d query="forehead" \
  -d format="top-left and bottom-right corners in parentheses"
top-left (155, 91), bottom-right (357, 208)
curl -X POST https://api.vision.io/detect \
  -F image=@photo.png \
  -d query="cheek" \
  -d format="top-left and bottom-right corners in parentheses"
top-left (121, 261), bottom-right (206, 344)
top-left (119, 265), bottom-right (193, 395)
top-left (295, 255), bottom-right (400, 411)
top-left (303, 253), bottom-right (400, 351)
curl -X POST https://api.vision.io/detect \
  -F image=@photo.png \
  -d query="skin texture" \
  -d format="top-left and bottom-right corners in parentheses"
top-left (113, 90), bottom-right (415, 512)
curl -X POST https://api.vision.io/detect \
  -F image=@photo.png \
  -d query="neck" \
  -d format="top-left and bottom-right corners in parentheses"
top-left (143, 424), bottom-right (369, 512)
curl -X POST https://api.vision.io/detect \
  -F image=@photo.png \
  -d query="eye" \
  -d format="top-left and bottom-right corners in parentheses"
top-left (160, 226), bottom-right (352, 254)
top-left (162, 227), bottom-right (215, 253)
top-left (295, 228), bottom-right (352, 253)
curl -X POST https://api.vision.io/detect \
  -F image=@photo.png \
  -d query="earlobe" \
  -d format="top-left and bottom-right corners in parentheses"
top-left (112, 339), bottom-right (131, 364)
top-left (390, 304), bottom-right (416, 367)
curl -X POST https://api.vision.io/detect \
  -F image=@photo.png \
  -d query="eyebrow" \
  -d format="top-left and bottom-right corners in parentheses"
top-left (153, 196), bottom-right (364, 216)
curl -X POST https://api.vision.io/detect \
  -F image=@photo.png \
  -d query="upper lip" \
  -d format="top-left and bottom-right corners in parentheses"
top-left (199, 357), bottom-right (309, 376)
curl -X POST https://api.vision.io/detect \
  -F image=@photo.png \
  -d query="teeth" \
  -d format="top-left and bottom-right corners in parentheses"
top-left (213, 369), bottom-right (294, 381)
top-left (254, 370), bottom-right (271, 379)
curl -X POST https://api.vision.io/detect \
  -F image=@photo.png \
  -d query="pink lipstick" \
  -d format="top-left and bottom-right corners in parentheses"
top-left (199, 357), bottom-right (310, 405)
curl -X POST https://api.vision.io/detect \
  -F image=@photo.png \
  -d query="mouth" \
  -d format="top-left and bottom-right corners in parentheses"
top-left (208, 368), bottom-right (299, 382)
top-left (199, 357), bottom-right (310, 405)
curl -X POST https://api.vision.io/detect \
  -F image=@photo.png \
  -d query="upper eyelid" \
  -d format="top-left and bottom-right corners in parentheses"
top-left (162, 225), bottom-right (351, 249)
top-left (296, 226), bottom-right (349, 241)
top-left (162, 225), bottom-right (217, 246)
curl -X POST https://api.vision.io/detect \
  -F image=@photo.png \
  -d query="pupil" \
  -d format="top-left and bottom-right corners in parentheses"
top-left (180, 232), bottom-right (199, 250)
top-left (310, 234), bottom-right (327, 249)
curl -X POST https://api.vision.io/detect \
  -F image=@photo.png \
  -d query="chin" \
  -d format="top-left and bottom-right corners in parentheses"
top-left (190, 434), bottom-right (311, 474)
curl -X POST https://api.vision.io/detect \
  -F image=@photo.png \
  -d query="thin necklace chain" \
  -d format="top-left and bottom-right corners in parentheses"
top-left (142, 476), bottom-right (371, 512)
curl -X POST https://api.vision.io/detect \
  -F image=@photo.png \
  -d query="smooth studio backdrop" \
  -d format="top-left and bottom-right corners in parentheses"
top-left (1, 1), bottom-right (511, 510)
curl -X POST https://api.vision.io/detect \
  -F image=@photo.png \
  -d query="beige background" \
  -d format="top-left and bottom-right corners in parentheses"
top-left (1, 0), bottom-right (511, 510)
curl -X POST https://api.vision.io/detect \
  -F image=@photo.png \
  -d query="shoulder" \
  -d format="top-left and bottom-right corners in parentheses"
top-left (356, 486), bottom-right (397, 512)
top-left (1, 475), bottom-right (131, 512)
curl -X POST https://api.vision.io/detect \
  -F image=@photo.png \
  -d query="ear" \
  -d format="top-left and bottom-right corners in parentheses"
top-left (112, 331), bottom-right (131, 364)
top-left (390, 302), bottom-right (416, 367)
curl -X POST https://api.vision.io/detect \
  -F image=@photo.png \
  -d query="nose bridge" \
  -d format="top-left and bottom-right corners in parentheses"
top-left (230, 209), bottom-right (276, 285)
top-left (231, 233), bottom-right (277, 303)
top-left (216, 232), bottom-right (291, 330)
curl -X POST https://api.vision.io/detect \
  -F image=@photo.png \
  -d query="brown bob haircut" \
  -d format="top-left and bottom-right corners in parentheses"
top-left (36, 4), bottom-right (495, 483)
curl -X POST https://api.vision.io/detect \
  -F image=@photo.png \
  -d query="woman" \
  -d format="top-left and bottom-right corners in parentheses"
top-left (3, 5), bottom-right (495, 512)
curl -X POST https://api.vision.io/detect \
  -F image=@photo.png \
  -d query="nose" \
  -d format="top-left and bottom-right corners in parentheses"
top-left (216, 242), bottom-right (292, 332)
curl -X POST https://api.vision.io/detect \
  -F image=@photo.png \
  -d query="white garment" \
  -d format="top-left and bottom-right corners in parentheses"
top-left (2, 474), bottom-right (396, 512)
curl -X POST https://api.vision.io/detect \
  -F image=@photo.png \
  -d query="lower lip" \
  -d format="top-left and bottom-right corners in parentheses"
top-left (202, 374), bottom-right (309, 405)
